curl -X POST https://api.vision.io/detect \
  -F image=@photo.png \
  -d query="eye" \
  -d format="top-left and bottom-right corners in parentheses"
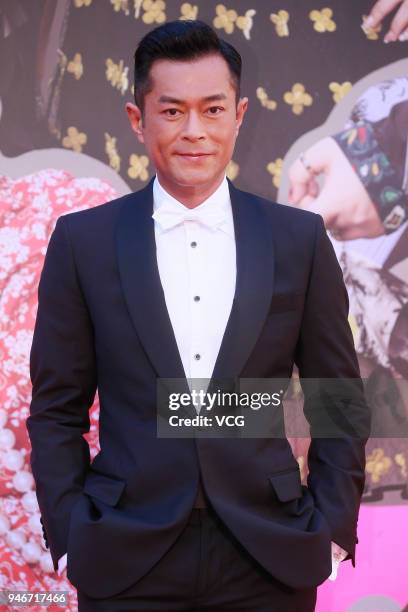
top-left (207, 106), bottom-right (224, 115)
top-left (163, 108), bottom-right (182, 117)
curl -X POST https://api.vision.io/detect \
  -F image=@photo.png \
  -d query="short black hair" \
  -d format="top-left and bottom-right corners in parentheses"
top-left (133, 19), bottom-right (242, 116)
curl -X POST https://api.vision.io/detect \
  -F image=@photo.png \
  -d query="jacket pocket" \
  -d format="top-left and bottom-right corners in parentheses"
top-left (83, 470), bottom-right (126, 506)
top-left (268, 467), bottom-right (302, 502)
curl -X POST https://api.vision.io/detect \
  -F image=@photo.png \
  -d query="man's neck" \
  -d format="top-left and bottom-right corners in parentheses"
top-left (155, 173), bottom-right (227, 209)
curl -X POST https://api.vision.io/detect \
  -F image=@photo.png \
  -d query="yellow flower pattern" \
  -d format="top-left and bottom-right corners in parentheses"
top-left (110, 0), bottom-right (130, 15)
top-left (213, 4), bottom-right (238, 34)
top-left (256, 87), bottom-right (277, 111)
top-left (267, 158), bottom-right (283, 188)
top-left (180, 2), bottom-right (198, 20)
top-left (213, 4), bottom-right (256, 40)
top-left (283, 83), bottom-right (313, 115)
top-left (74, 0), bottom-right (92, 7)
top-left (270, 10), bottom-right (290, 37)
top-left (235, 9), bottom-right (256, 40)
top-left (309, 8), bottom-right (336, 33)
top-left (394, 453), bottom-right (407, 478)
top-left (67, 53), bottom-right (84, 80)
top-left (106, 58), bottom-right (129, 95)
top-left (128, 154), bottom-right (150, 180)
top-left (226, 160), bottom-right (239, 180)
top-left (213, 5), bottom-right (256, 39)
top-left (142, 0), bottom-right (166, 24)
top-left (62, 126), bottom-right (87, 153)
top-left (366, 449), bottom-right (392, 484)
top-left (329, 81), bottom-right (352, 103)
top-left (105, 133), bottom-right (121, 172)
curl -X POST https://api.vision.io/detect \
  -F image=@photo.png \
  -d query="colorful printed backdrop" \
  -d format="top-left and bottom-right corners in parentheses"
top-left (0, 1), bottom-right (407, 610)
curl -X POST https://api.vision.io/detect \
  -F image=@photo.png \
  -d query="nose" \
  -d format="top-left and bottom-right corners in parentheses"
top-left (181, 110), bottom-right (206, 142)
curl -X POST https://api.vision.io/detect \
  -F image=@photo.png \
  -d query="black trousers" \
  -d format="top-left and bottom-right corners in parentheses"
top-left (77, 506), bottom-right (317, 611)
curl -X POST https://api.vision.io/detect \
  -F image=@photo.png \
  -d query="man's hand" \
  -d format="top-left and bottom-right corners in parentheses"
top-left (329, 542), bottom-right (348, 581)
top-left (288, 137), bottom-right (384, 240)
top-left (362, 0), bottom-right (408, 42)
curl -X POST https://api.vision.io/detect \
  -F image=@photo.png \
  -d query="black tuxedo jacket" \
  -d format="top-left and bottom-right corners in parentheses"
top-left (27, 177), bottom-right (370, 598)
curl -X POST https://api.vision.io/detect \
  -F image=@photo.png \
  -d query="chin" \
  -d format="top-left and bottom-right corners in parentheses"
top-left (171, 173), bottom-right (218, 187)
top-left (180, 167), bottom-right (225, 184)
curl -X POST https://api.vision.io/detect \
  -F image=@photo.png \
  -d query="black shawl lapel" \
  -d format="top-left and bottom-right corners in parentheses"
top-left (210, 179), bottom-right (275, 387)
top-left (116, 178), bottom-right (196, 418)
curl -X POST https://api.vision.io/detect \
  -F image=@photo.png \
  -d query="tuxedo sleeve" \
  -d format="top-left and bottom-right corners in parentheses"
top-left (294, 214), bottom-right (371, 566)
top-left (26, 215), bottom-right (97, 571)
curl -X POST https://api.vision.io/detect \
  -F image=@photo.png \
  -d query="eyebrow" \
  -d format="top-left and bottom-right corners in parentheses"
top-left (157, 93), bottom-right (228, 104)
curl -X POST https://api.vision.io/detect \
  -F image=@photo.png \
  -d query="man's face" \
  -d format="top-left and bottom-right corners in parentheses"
top-left (126, 53), bottom-right (248, 202)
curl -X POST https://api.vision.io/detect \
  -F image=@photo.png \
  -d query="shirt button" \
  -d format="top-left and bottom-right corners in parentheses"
top-left (194, 353), bottom-right (201, 360)
top-left (190, 241), bottom-right (197, 248)
top-left (194, 295), bottom-right (200, 302)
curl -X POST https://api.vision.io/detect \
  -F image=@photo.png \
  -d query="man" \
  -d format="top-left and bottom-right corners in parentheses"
top-left (27, 19), bottom-right (370, 611)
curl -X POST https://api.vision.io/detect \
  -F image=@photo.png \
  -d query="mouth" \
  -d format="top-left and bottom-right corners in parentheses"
top-left (176, 153), bottom-right (213, 161)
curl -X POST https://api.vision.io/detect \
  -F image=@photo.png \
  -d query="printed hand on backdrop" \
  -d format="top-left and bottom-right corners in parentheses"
top-left (287, 137), bottom-right (384, 241)
top-left (362, 0), bottom-right (408, 42)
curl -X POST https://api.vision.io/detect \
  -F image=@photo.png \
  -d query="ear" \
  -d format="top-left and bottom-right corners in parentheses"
top-left (125, 102), bottom-right (144, 143)
top-left (235, 97), bottom-right (248, 136)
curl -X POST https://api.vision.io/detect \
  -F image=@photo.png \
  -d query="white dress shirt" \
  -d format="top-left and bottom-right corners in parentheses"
top-left (56, 173), bottom-right (346, 578)
top-left (152, 172), bottom-right (236, 400)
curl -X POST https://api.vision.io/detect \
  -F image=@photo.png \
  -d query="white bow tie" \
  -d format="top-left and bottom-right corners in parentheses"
top-left (152, 200), bottom-right (227, 231)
